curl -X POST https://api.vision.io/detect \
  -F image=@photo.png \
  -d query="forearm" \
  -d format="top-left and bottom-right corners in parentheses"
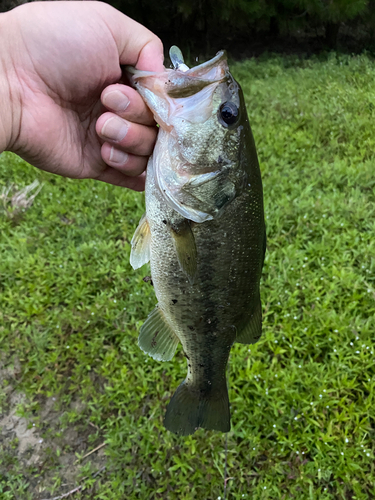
top-left (0, 10), bottom-right (22, 154)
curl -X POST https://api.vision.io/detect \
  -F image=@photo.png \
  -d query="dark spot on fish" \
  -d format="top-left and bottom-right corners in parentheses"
top-left (188, 325), bottom-right (194, 331)
top-left (167, 79), bottom-right (212, 98)
top-left (172, 299), bottom-right (178, 304)
top-left (188, 364), bottom-right (191, 368)
top-left (198, 363), bottom-right (205, 368)
top-left (143, 276), bottom-right (153, 286)
top-left (151, 331), bottom-right (159, 348)
top-left (162, 219), bottom-right (167, 224)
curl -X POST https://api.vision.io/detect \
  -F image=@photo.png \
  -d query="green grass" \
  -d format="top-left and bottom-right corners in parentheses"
top-left (1, 52), bottom-right (375, 499)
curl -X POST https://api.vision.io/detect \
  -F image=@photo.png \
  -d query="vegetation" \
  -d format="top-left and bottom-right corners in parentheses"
top-left (1, 52), bottom-right (375, 499)
top-left (107, 0), bottom-right (375, 50)
top-left (2, 0), bottom-right (375, 51)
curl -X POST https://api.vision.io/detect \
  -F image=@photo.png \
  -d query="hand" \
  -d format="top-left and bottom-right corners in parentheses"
top-left (1, 1), bottom-right (164, 191)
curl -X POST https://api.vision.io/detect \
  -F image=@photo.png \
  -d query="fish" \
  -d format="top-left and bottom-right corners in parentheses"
top-left (128, 46), bottom-right (266, 436)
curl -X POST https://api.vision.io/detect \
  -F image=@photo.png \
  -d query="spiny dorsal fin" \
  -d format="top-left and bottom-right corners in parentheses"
top-left (236, 294), bottom-right (262, 344)
top-left (139, 305), bottom-right (179, 361)
top-left (170, 220), bottom-right (197, 283)
top-left (130, 213), bottom-right (151, 270)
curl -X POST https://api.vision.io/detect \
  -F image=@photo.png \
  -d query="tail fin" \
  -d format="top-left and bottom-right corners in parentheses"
top-left (164, 380), bottom-right (230, 436)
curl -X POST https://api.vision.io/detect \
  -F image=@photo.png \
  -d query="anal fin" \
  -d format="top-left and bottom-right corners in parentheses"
top-left (236, 294), bottom-right (263, 344)
top-left (130, 213), bottom-right (151, 269)
top-left (139, 305), bottom-right (179, 361)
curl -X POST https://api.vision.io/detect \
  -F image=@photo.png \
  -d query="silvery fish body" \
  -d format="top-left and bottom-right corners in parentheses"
top-left (129, 47), bottom-right (266, 436)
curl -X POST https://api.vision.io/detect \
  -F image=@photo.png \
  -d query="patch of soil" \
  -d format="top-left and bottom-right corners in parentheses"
top-left (0, 357), bottom-right (107, 499)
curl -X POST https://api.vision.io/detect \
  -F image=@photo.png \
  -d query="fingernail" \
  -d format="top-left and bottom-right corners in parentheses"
top-left (103, 90), bottom-right (129, 112)
top-left (101, 117), bottom-right (128, 142)
top-left (109, 147), bottom-right (128, 165)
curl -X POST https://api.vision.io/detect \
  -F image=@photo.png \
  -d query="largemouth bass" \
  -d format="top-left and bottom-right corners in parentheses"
top-left (129, 47), bottom-right (266, 436)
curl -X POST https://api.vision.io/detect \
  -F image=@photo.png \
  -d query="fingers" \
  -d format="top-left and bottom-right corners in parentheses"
top-left (96, 110), bottom-right (156, 172)
top-left (91, 4), bottom-right (164, 183)
top-left (112, 11), bottom-right (164, 71)
top-left (97, 83), bottom-right (158, 177)
top-left (96, 167), bottom-right (146, 191)
top-left (97, 111), bottom-right (157, 153)
top-left (101, 84), bottom-right (155, 126)
top-left (131, 37), bottom-right (164, 72)
top-left (96, 3), bottom-right (164, 72)
top-left (100, 143), bottom-right (149, 177)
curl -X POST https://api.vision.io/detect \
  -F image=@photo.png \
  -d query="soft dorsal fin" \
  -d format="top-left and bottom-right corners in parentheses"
top-left (170, 220), bottom-right (197, 284)
top-left (139, 305), bottom-right (179, 361)
top-left (130, 213), bottom-right (151, 270)
top-left (236, 294), bottom-right (262, 344)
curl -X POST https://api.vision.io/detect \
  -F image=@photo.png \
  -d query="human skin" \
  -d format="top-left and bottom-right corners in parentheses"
top-left (0, 1), bottom-right (164, 191)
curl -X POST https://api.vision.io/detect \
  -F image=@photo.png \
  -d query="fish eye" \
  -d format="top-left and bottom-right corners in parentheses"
top-left (219, 102), bottom-right (240, 126)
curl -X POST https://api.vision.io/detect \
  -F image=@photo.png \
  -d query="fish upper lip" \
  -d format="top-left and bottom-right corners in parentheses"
top-left (185, 50), bottom-right (226, 76)
top-left (126, 50), bottom-right (227, 81)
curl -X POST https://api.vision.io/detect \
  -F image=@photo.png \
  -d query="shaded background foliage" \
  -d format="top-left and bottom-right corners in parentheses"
top-left (2, 0), bottom-right (375, 55)
top-left (106, 0), bottom-right (375, 54)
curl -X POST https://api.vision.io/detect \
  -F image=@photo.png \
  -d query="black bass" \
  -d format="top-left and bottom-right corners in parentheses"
top-left (129, 46), bottom-right (266, 436)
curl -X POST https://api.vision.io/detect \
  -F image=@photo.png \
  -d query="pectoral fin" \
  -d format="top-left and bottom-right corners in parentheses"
top-left (139, 305), bottom-right (179, 361)
top-left (130, 213), bottom-right (151, 270)
top-left (170, 220), bottom-right (197, 283)
top-left (236, 294), bottom-right (262, 344)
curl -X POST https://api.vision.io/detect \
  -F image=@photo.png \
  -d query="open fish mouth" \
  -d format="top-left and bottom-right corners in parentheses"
top-left (167, 46), bottom-right (228, 90)
top-left (125, 46), bottom-right (233, 129)
top-left (126, 46), bottom-right (229, 97)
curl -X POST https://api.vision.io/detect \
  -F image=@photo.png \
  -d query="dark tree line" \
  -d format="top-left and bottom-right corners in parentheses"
top-left (108, 0), bottom-right (375, 52)
top-left (2, 0), bottom-right (375, 53)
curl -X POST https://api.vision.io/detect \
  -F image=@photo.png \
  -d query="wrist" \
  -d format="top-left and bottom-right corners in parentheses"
top-left (0, 10), bottom-right (22, 154)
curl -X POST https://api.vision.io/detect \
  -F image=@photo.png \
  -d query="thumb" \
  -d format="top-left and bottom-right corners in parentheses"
top-left (97, 3), bottom-right (164, 72)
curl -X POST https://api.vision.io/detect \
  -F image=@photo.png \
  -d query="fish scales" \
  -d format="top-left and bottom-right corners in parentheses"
top-left (129, 46), bottom-right (266, 435)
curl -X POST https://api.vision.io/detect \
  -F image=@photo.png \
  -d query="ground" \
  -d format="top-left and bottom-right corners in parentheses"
top-left (1, 53), bottom-right (375, 499)
top-left (0, 355), bottom-right (106, 499)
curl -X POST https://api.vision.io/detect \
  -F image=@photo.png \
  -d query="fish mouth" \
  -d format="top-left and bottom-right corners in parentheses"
top-left (166, 51), bottom-right (228, 98)
top-left (125, 46), bottom-right (231, 128)
top-left (126, 50), bottom-right (226, 76)
top-left (126, 48), bottom-right (228, 96)
top-left (184, 50), bottom-right (227, 77)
